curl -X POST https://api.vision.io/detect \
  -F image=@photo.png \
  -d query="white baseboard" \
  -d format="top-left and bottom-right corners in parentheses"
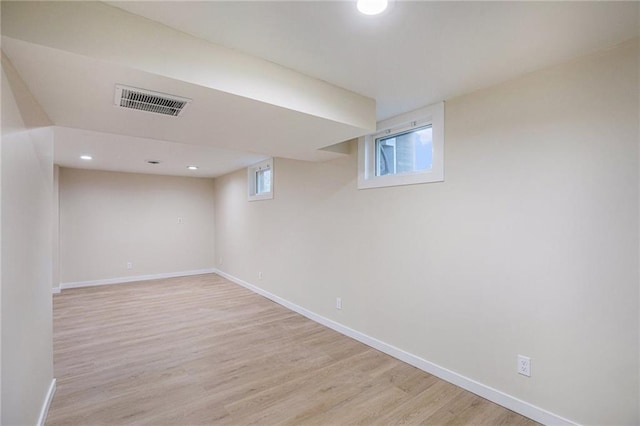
top-left (37, 378), bottom-right (56, 426)
top-left (60, 268), bottom-right (216, 290)
top-left (52, 287), bottom-right (61, 294)
top-left (214, 269), bottom-right (578, 426)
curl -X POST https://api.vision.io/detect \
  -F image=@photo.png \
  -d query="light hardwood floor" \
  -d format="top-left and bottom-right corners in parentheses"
top-left (47, 273), bottom-right (539, 425)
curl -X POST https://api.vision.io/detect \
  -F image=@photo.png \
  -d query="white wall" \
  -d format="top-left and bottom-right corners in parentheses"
top-left (59, 168), bottom-right (215, 285)
top-left (53, 165), bottom-right (59, 291)
top-left (1, 54), bottom-right (54, 425)
top-left (214, 40), bottom-right (639, 425)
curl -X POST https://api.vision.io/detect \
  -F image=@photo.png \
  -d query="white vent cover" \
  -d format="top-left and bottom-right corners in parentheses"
top-left (115, 85), bottom-right (191, 117)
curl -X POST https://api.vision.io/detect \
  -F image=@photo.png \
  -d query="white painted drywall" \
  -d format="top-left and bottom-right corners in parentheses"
top-left (1, 1), bottom-right (375, 131)
top-left (59, 168), bottom-right (215, 284)
top-left (1, 54), bottom-right (54, 425)
top-left (52, 165), bottom-right (59, 290)
top-left (214, 40), bottom-right (639, 425)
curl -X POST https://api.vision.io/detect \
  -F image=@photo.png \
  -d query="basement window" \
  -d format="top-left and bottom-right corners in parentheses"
top-left (248, 158), bottom-right (273, 201)
top-left (358, 102), bottom-right (444, 189)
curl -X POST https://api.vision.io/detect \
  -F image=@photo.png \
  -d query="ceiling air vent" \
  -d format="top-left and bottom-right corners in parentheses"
top-left (114, 85), bottom-right (191, 117)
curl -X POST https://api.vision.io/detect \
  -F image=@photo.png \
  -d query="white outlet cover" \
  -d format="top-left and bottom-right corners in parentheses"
top-left (518, 355), bottom-right (531, 377)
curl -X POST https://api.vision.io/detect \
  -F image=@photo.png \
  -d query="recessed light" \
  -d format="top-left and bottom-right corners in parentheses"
top-left (357, 0), bottom-right (388, 15)
top-left (80, 155), bottom-right (92, 160)
top-left (187, 166), bottom-right (198, 170)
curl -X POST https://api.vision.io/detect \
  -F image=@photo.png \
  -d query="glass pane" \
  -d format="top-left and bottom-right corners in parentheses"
top-left (375, 125), bottom-right (433, 176)
top-left (256, 168), bottom-right (271, 194)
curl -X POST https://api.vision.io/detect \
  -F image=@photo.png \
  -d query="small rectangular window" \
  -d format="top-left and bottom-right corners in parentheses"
top-left (358, 102), bottom-right (444, 189)
top-left (375, 125), bottom-right (433, 176)
top-left (256, 168), bottom-right (271, 194)
top-left (248, 158), bottom-right (274, 201)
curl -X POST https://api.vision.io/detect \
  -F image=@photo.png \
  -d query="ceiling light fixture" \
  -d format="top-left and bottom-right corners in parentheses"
top-left (357, 0), bottom-right (388, 15)
top-left (80, 155), bottom-right (93, 160)
top-left (187, 166), bottom-right (198, 170)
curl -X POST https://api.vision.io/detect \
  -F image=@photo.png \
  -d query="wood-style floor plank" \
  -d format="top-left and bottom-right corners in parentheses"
top-left (47, 273), bottom-right (538, 425)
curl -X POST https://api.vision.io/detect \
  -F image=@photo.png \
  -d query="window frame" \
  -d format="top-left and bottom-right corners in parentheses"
top-left (247, 158), bottom-right (274, 201)
top-left (358, 102), bottom-right (444, 189)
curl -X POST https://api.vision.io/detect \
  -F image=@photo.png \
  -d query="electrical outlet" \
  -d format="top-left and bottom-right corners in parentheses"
top-left (177, 217), bottom-right (183, 224)
top-left (126, 262), bottom-right (133, 270)
top-left (258, 272), bottom-right (263, 280)
top-left (219, 257), bottom-right (223, 265)
top-left (336, 297), bottom-right (342, 310)
top-left (518, 355), bottom-right (531, 377)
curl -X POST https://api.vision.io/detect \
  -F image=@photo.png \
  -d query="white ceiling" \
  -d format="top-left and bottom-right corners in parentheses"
top-left (109, 1), bottom-right (639, 120)
top-left (52, 127), bottom-right (268, 178)
top-left (2, 1), bottom-right (638, 178)
top-left (1, 36), bottom-right (363, 175)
